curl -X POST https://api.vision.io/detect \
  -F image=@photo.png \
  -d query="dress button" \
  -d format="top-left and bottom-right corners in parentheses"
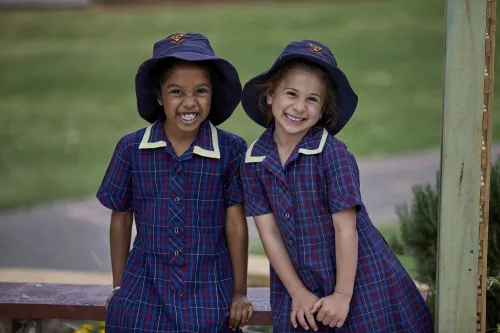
top-left (289, 238), bottom-right (294, 246)
top-left (285, 212), bottom-right (291, 219)
top-left (174, 250), bottom-right (180, 257)
top-left (174, 197), bottom-right (181, 204)
top-left (282, 185), bottom-right (288, 192)
top-left (175, 167), bottom-right (181, 174)
top-left (174, 227), bottom-right (180, 234)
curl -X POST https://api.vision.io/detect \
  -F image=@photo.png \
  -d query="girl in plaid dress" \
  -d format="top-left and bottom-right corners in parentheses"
top-left (97, 33), bottom-right (253, 332)
top-left (240, 40), bottom-right (434, 332)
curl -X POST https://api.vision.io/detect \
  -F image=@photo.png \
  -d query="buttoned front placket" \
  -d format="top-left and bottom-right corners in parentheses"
top-left (261, 148), bottom-right (300, 270)
top-left (165, 145), bottom-right (187, 295)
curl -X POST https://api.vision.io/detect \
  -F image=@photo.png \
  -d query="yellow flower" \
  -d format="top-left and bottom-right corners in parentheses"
top-left (81, 324), bottom-right (94, 330)
top-left (99, 321), bottom-right (106, 328)
top-left (99, 329), bottom-right (105, 333)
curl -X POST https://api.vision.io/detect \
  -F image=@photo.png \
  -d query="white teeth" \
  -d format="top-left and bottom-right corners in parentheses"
top-left (286, 114), bottom-right (303, 122)
top-left (180, 113), bottom-right (198, 121)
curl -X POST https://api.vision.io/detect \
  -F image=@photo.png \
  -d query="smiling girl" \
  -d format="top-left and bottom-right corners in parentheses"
top-left (240, 40), bottom-right (434, 332)
top-left (97, 33), bottom-right (252, 332)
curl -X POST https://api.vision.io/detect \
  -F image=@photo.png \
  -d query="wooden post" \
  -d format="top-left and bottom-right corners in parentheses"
top-left (437, 0), bottom-right (488, 331)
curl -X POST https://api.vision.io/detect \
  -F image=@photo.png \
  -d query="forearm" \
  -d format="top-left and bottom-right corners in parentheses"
top-left (259, 227), bottom-right (305, 296)
top-left (225, 209), bottom-right (249, 294)
top-left (110, 211), bottom-right (133, 288)
top-left (334, 227), bottom-right (358, 298)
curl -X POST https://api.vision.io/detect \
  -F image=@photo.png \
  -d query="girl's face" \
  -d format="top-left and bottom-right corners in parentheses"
top-left (267, 67), bottom-right (325, 138)
top-left (157, 62), bottom-right (212, 134)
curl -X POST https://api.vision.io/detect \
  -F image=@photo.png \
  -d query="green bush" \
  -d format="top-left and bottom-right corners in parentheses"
top-left (395, 156), bottom-right (500, 330)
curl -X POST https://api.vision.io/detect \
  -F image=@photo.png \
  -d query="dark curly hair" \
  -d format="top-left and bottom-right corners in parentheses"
top-left (257, 60), bottom-right (339, 133)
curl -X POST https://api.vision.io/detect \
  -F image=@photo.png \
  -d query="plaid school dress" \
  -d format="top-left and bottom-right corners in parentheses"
top-left (241, 125), bottom-right (434, 333)
top-left (97, 118), bottom-right (246, 332)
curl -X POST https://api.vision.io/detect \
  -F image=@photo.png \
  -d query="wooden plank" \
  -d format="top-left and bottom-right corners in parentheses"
top-left (0, 283), bottom-right (273, 325)
top-left (0, 283), bottom-right (426, 326)
top-left (437, 0), bottom-right (487, 331)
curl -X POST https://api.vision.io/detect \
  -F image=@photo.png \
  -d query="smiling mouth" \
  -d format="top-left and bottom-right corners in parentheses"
top-left (179, 112), bottom-right (199, 124)
top-left (285, 113), bottom-right (306, 123)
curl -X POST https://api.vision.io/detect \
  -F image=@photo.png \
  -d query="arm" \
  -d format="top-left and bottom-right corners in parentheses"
top-left (254, 213), bottom-right (305, 295)
top-left (254, 214), bottom-right (318, 331)
top-left (332, 207), bottom-right (358, 299)
top-left (225, 204), bottom-right (253, 329)
top-left (110, 211), bottom-right (133, 288)
top-left (225, 203), bottom-right (248, 295)
top-left (312, 138), bottom-right (361, 327)
top-left (311, 208), bottom-right (357, 328)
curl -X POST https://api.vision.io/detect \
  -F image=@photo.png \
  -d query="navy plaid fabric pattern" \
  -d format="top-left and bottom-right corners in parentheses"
top-left (241, 125), bottom-right (434, 332)
top-left (97, 118), bottom-right (246, 332)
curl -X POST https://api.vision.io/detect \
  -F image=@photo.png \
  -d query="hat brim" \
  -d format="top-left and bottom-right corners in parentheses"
top-left (241, 53), bottom-right (358, 135)
top-left (135, 52), bottom-right (242, 126)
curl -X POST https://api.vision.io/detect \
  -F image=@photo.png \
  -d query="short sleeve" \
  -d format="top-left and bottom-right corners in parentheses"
top-left (223, 138), bottom-right (247, 208)
top-left (96, 136), bottom-right (133, 212)
top-left (323, 138), bottom-right (363, 214)
top-left (240, 158), bottom-right (273, 217)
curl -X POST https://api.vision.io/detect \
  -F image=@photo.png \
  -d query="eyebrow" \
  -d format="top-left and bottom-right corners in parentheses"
top-left (166, 83), bottom-right (211, 89)
top-left (284, 87), bottom-right (321, 98)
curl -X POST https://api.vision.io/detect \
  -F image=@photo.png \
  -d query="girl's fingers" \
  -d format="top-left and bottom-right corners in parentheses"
top-left (247, 304), bottom-right (254, 322)
top-left (229, 303), bottom-right (237, 329)
top-left (239, 307), bottom-right (249, 328)
top-left (316, 307), bottom-right (326, 322)
top-left (290, 308), bottom-right (298, 329)
top-left (311, 299), bottom-right (322, 314)
top-left (298, 311), bottom-right (309, 330)
top-left (232, 305), bottom-right (242, 330)
top-left (322, 314), bottom-right (333, 326)
top-left (305, 310), bottom-right (319, 331)
top-left (329, 317), bottom-right (341, 328)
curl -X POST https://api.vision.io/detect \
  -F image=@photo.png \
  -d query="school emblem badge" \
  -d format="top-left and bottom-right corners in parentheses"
top-left (169, 33), bottom-right (187, 45)
top-left (307, 42), bottom-right (323, 55)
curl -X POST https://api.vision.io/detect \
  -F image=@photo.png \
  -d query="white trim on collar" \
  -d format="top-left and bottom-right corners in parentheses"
top-left (138, 121), bottom-right (221, 159)
top-left (192, 122), bottom-right (220, 159)
top-left (138, 121), bottom-right (166, 149)
top-left (244, 128), bottom-right (328, 163)
top-left (298, 128), bottom-right (328, 155)
top-left (245, 140), bottom-right (266, 163)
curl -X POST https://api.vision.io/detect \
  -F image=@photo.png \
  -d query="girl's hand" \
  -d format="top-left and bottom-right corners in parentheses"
top-left (228, 291), bottom-right (253, 331)
top-left (311, 292), bottom-right (351, 328)
top-left (290, 287), bottom-right (319, 331)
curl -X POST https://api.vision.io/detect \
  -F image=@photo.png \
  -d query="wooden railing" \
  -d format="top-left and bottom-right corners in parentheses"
top-left (0, 282), bottom-right (427, 331)
top-left (0, 283), bottom-right (272, 331)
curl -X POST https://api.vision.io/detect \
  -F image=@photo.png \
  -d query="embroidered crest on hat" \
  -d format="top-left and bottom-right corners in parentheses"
top-left (307, 42), bottom-right (323, 55)
top-left (169, 33), bottom-right (187, 45)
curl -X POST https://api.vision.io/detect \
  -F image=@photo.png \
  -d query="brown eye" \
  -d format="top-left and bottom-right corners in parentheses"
top-left (286, 91), bottom-right (297, 97)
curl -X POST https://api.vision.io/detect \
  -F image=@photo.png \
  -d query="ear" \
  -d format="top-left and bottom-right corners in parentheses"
top-left (156, 89), bottom-right (163, 106)
top-left (266, 91), bottom-right (274, 106)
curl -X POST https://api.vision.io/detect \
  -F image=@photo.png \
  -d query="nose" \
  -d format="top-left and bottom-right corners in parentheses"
top-left (183, 96), bottom-right (196, 108)
top-left (293, 101), bottom-right (306, 113)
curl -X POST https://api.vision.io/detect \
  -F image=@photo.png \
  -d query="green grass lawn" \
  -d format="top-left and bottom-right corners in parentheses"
top-left (1, 0), bottom-right (499, 210)
top-left (249, 223), bottom-right (417, 278)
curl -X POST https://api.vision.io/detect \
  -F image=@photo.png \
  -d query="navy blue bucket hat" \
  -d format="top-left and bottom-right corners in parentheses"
top-left (135, 32), bottom-right (242, 126)
top-left (241, 40), bottom-right (358, 135)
